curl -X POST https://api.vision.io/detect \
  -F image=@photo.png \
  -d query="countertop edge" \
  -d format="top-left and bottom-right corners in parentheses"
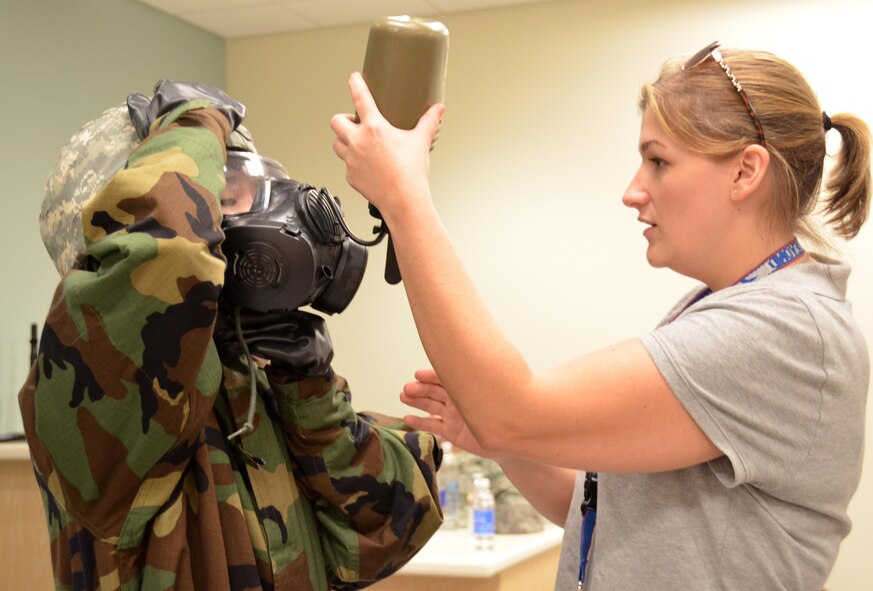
top-left (397, 523), bottom-right (564, 577)
top-left (0, 441), bottom-right (31, 461)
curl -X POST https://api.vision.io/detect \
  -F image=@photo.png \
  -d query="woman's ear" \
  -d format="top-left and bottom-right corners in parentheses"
top-left (731, 144), bottom-right (770, 203)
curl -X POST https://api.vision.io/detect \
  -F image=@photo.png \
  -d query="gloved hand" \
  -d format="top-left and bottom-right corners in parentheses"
top-left (214, 306), bottom-right (334, 379)
top-left (126, 80), bottom-right (245, 140)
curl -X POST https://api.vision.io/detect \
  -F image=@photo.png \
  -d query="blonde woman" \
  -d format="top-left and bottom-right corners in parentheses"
top-left (331, 42), bottom-right (870, 590)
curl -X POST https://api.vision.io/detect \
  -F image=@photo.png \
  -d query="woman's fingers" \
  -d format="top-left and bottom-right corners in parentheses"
top-left (403, 378), bottom-right (448, 402)
top-left (400, 390), bottom-right (444, 417)
top-left (347, 72), bottom-right (381, 124)
top-left (403, 414), bottom-right (444, 435)
top-left (413, 367), bottom-right (442, 385)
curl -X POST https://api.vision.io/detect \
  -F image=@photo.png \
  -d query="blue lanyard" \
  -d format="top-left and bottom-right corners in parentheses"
top-left (577, 472), bottom-right (598, 590)
top-left (576, 239), bottom-right (805, 589)
top-left (685, 239), bottom-right (806, 308)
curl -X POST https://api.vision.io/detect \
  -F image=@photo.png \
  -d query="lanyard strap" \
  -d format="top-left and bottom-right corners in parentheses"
top-left (577, 472), bottom-right (598, 589)
top-left (675, 239), bottom-right (806, 320)
top-left (690, 239), bottom-right (805, 304)
top-left (576, 239), bottom-right (805, 588)
top-left (739, 239), bottom-right (805, 284)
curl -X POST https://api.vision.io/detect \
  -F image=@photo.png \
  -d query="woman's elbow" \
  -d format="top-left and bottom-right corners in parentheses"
top-left (468, 417), bottom-right (513, 456)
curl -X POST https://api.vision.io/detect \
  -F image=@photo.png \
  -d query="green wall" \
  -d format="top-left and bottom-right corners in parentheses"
top-left (0, 0), bottom-right (225, 434)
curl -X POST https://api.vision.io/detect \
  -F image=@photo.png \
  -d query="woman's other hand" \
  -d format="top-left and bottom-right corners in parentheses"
top-left (401, 368), bottom-right (500, 460)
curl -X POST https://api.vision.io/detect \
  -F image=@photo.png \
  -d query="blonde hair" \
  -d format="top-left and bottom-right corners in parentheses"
top-left (639, 48), bottom-right (871, 248)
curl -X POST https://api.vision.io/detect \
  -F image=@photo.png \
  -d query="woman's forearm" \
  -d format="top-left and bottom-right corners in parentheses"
top-left (495, 455), bottom-right (577, 526)
top-left (386, 199), bottom-right (533, 450)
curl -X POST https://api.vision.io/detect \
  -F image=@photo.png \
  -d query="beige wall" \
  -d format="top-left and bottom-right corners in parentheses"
top-left (228, 0), bottom-right (873, 588)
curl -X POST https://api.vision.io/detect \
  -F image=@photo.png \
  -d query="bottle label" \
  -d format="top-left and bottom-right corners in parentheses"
top-left (473, 509), bottom-right (495, 535)
top-left (443, 480), bottom-right (459, 499)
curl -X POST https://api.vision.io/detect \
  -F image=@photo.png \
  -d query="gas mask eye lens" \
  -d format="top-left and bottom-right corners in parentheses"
top-left (222, 151), bottom-right (288, 216)
top-left (221, 170), bottom-right (261, 215)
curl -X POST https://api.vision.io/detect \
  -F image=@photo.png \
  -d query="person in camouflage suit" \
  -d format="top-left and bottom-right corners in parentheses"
top-left (18, 81), bottom-right (443, 591)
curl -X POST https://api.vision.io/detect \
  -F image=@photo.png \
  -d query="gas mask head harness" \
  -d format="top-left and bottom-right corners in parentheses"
top-left (220, 150), bottom-right (380, 315)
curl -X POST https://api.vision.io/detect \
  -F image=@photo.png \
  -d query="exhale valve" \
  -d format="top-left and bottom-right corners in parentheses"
top-left (359, 15), bottom-right (449, 284)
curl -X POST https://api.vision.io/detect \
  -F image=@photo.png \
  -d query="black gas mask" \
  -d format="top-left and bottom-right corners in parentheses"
top-left (219, 151), bottom-right (369, 314)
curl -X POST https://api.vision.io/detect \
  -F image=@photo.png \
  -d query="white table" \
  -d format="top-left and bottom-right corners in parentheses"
top-left (369, 523), bottom-right (564, 591)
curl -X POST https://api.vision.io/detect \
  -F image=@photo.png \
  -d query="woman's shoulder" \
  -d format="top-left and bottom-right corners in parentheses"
top-left (696, 255), bottom-right (854, 316)
top-left (676, 256), bottom-right (867, 362)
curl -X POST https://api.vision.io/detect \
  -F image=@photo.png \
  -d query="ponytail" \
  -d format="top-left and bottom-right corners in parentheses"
top-left (821, 113), bottom-right (871, 240)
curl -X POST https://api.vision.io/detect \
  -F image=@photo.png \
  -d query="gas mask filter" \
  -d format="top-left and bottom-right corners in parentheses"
top-left (220, 151), bottom-right (368, 315)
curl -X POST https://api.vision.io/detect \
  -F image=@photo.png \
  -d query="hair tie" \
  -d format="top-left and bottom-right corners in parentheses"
top-left (822, 111), bottom-right (833, 132)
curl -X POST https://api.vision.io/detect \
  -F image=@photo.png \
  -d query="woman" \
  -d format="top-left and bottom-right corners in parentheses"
top-left (331, 42), bottom-right (871, 589)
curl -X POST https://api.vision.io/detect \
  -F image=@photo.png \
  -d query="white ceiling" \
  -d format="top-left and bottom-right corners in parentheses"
top-left (135, 0), bottom-right (557, 38)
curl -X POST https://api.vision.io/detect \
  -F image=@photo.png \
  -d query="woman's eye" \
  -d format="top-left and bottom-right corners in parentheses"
top-left (649, 157), bottom-right (666, 168)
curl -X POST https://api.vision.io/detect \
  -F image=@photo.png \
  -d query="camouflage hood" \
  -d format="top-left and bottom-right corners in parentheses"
top-left (41, 104), bottom-right (139, 276)
top-left (40, 102), bottom-right (257, 276)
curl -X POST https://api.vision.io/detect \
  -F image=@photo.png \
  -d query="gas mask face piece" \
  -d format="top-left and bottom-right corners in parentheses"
top-left (220, 151), bottom-right (368, 315)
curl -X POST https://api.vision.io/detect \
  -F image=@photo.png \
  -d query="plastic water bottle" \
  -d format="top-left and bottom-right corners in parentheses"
top-left (438, 442), bottom-right (461, 529)
top-left (472, 476), bottom-right (495, 550)
top-left (466, 470), bottom-right (484, 530)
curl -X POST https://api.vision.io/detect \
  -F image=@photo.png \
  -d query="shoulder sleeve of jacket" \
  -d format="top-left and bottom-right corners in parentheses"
top-left (20, 106), bottom-right (232, 542)
top-left (265, 370), bottom-right (444, 587)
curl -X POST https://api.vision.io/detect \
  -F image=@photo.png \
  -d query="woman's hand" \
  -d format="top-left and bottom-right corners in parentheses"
top-left (401, 368), bottom-right (501, 460)
top-left (330, 72), bottom-right (445, 221)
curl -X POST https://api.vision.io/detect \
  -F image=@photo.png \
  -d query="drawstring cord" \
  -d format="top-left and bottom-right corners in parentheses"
top-left (227, 305), bottom-right (259, 442)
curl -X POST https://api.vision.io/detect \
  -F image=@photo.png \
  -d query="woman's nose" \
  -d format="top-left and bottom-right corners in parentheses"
top-left (622, 175), bottom-right (648, 209)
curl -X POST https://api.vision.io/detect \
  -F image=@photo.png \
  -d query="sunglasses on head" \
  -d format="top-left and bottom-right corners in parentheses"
top-left (683, 41), bottom-right (766, 146)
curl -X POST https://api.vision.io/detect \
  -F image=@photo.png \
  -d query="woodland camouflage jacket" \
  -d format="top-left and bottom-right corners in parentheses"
top-left (18, 104), bottom-right (443, 590)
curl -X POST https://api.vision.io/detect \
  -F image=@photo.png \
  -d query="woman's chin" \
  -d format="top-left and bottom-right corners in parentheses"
top-left (645, 247), bottom-right (667, 269)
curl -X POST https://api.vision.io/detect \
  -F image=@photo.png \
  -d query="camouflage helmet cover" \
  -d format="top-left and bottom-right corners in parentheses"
top-left (39, 100), bottom-right (257, 277)
top-left (40, 104), bottom-right (138, 276)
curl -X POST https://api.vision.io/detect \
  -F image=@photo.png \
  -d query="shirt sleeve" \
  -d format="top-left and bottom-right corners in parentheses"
top-left (264, 369), bottom-right (444, 588)
top-left (640, 287), bottom-right (827, 490)
top-left (19, 106), bottom-right (232, 542)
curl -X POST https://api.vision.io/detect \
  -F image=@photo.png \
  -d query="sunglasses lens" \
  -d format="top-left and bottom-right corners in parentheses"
top-left (683, 41), bottom-right (720, 70)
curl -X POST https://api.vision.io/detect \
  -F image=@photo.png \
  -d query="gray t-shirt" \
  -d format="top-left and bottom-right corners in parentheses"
top-left (555, 255), bottom-right (868, 590)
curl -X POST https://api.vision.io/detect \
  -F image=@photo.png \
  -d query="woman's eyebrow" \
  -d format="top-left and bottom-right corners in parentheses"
top-left (639, 139), bottom-right (665, 154)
